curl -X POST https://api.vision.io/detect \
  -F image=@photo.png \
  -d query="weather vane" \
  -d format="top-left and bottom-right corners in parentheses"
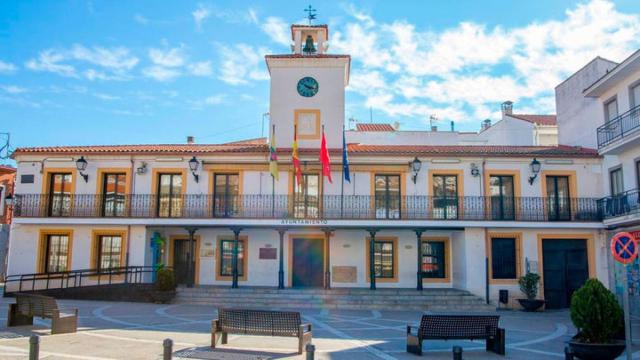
top-left (304, 5), bottom-right (316, 25)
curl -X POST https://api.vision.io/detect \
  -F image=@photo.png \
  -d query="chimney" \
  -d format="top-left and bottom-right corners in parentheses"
top-left (187, 136), bottom-right (195, 144)
top-left (450, 121), bottom-right (455, 132)
top-left (481, 119), bottom-right (492, 131)
top-left (431, 126), bottom-right (438, 132)
top-left (501, 101), bottom-right (513, 117)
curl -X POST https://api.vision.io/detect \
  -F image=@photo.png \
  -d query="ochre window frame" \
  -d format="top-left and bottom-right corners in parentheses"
top-left (96, 168), bottom-right (132, 216)
top-left (215, 235), bottom-right (248, 282)
top-left (484, 169), bottom-right (522, 220)
top-left (541, 170), bottom-right (577, 221)
top-left (421, 236), bottom-right (451, 283)
top-left (294, 109), bottom-right (321, 140)
top-left (428, 169), bottom-right (464, 218)
top-left (37, 229), bottom-right (74, 273)
top-left (91, 229), bottom-right (128, 270)
top-left (487, 232), bottom-right (523, 285)
top-left (168, 235), bottom-right (201, 285)
top-left (365, 236), bottom-right (399, 283)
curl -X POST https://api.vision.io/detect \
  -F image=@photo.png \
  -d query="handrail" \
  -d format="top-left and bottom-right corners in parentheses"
top-left (597, 104), bottom-right (640, 148)
top-left (597, 188), bottom-right (640, 219)
top-left (11, 193), bottom-right (603, 222)
top-left (3, 266), bottom-right (160, 296)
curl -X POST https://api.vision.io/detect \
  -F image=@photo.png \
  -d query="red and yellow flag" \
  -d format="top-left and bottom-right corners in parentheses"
top-left (292, 126), bottom-right (302, 185)
top-left (319, 128), bottom-right (333, 183)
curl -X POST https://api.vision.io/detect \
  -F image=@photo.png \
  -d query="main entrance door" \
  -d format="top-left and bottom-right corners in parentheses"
top-left (542, 239), bottom-right (589, 309)
top-left (292, 238), bottom-right (324, 288)
top-left (173, 239), bottom-right (195, 285)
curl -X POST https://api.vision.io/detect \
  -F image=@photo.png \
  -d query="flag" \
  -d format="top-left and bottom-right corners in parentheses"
top-left (319, 128), bottom-right (333, 183)
top-left (342, 127), bottom-right (350, 183)
top-left (292, 125), bottom-right (302, 185)
top-left (269, 125), bottom-right (279, 181)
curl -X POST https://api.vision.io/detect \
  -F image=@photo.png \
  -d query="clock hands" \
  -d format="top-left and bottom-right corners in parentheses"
top-left (303, 83), bottom-right (317, 90)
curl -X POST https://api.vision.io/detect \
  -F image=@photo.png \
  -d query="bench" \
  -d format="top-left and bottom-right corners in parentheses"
top-left (7, 293), bottom-right (78, 334)
top-left (406, 314), bottom-right (505, 356)
top-left (211, 308), bottom-right (312, 354)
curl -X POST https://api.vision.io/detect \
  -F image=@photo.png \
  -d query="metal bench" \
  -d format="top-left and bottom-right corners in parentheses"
top-left (406, 314), bottom-right (505, 356)
top-left (211, 308), bottom-right (312, 354)
top-left (7, 293), bottom-right (78, 334)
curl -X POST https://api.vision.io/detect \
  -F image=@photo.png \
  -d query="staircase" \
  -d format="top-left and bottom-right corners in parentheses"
top-left (175, 287), bottom-right (495, 311)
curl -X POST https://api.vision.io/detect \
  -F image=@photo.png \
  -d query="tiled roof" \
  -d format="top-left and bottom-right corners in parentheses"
top-left (290, 24), bottom-right (329, 37)
top-left (509, 114), bottom-right (557, 126)
top-left (265, 54), bottom-right (350, 59)
top-left (344, 144), bottom-right (597, 158)
top-left (0, 165), bottom-right (16, 173)
top-left (12, 143), bottom-right (269, 157)
top-left (355, 123), bottom-right (396, 132)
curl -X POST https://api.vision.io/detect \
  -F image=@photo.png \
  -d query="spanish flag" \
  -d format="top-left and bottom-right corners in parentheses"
top-left (269, 125), bottom-right (279, 181)
top-left (292, 125), bottom-right (302, 185)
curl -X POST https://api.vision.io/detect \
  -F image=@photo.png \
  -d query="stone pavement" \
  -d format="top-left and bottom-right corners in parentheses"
top-left (0, 296), bottom-right (639, 359)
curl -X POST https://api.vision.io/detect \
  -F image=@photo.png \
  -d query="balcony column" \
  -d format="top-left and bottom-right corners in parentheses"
top-left (185, 227), bottom-right (198, 288)
top-left (414, 229), bottom-right (424, 291)
top-left (231, 227), bottom-right (242, 289)
top-left (367, 229), bottom-right (378, 290)
top-left (322, 228), bottom-right (333, 289)
top-left (277, 228), bottom-right (286, 289)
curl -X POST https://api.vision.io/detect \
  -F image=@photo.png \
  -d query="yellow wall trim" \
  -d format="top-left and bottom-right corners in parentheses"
top-left (168, 235), bottom-right (201, 285)
top-left (294, 109), bottom-right (321, 140)
top-left (215, 235), bottom-right (249, 282)
top-left (487, 232), bottom-right (523, 285)
top-left (37, 228), bottom-right (74, 273)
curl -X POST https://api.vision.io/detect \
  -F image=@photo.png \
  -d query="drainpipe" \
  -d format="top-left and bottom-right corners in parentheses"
top-left (481, 159), bottom-right (490, 304)
top-left (125, 157), bottom-right (135, 272)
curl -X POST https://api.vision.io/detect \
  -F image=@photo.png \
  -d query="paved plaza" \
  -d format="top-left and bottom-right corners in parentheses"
top-left (0, 296), bottom-right (638, 359)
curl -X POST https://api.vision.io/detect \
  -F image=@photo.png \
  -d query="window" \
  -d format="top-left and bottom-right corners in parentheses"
top-left (372, 240), bottom-right (394, 278)
top-left (48, 173), bottom-right (72, 216)
top-left (44, 234), bottom-right (70, 273)
top-left (374, 174), bottom-right (401, 219)
top-left (610, 168), bottom-right (624, 196)
top-left (491, 237), bottom-right (517, 279)
top-left (102, 173), bottom-right (126, 217)
top-left (219, 239), bottom-right (245, 277)
top-left (489, 175), bottom-right (515, 220)
top-left (432, 174), bottom-right (458, 219)
top-left (421, 241), bottom-right (446, 279)
top-left (605, 97), bottom-right (618, 122)
top-left (636, 160), bottom-right (640, 189)
top-left (213, 173), bottom-right (239, 217)
top-left (631, 83), bottom-right (640, 108)
top-left (546, 175), bottom-right (571, 221)
top-left (157, 173), bottom-right (183, 217)
top-left (96, 235), bottom-right (122, 271)
top-left (293, 173), bottom-right (320, 218)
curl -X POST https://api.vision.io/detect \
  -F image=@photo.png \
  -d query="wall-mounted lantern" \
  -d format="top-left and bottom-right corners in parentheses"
top-left (75, 156), bottom-right (89, 182)
top-left (136, 162), bottom-right (148, 175)
top-left (528, 158), bottom-right (541, 185)
top-left (409, 157), bottom-right (422, 184)
top-left (188, 156), bottom-right (200, 183)
top-left (470, 163), bottom-right (480, 177)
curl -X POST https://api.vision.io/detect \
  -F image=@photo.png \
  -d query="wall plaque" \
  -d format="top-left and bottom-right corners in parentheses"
top-left (259, 248), bottom-right (277, 260)
top-left (20, 174), bottom-right (34, 184)
top-left (332, 266), bottom-right (357, 283)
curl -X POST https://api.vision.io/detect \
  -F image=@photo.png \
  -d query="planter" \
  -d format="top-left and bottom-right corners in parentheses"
top-left (149, 290), bottom-right (176, 304)
top-left (517, 299), bottom-right (545, 312)
top-left (568, 339), bottom-right (625, 360)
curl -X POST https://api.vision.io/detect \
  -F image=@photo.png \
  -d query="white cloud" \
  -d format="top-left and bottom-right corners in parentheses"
top-left (142, 65), bottom-right (181, 81)
top-left (0, 60), bottom-right (17, 74)
top-left (204, 94), bottom-right (225, 105)
top-left (93, 92), bottom-right (120, 101)
top-left (26, 50), bottom-right (77, 77)
top-left (261, 17), bottom-right (290, 46)
top-left (1, 85), bottom-right (27, 94)
top-left (148, 46), bottom-right (185, 67)
top-left (218, 44), bottom-right (269, 85)
top-left (192, 4), bottom-right (211, 30)
top-left (188, 61), bottom-right (212, 76)
top-left (134, 14), bottom-right (148, 25)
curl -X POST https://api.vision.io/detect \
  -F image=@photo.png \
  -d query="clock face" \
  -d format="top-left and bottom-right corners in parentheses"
top-left (297, 77), bottom-right (319, 97)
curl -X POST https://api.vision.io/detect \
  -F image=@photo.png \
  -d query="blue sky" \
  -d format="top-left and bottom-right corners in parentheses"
top-left (1, 0), bottom-right (639, 160)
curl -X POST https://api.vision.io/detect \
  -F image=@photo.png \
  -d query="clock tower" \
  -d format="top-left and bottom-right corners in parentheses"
top-left (265, 22), bottom-right (350, 150)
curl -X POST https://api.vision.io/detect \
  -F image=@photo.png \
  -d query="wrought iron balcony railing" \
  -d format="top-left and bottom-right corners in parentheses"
top-left (598, 188), bottom-right (640, 220)
top-left (597, 104), bottom-right (640, 149)
top-left (13, 194), bottom-right (602, 222)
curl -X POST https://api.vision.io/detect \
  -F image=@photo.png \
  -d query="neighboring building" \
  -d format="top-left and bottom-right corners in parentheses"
top-left (6, 22), bottom-right (608, 310)
top-left (0, 165), bottom-right (16, 280)
top-left (556, 49), bottom-right (640, 312)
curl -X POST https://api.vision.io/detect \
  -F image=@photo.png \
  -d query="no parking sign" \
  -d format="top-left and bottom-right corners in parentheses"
top-left (611, 232), bottom-right (638, 265)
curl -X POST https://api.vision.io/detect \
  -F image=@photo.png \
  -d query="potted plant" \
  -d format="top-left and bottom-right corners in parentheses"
top-left (517, 272), bottom-right (545, 311)
top-left (568, 278), bottom-right (625, 360)
top-left (151, 267), bottom-right (176, 304)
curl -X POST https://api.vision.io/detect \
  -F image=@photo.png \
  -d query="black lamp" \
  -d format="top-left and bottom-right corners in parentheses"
top-left (409, 157), bottom-right (422, 184)
top-left (188, 156), bottom-right (200, 182)
top-left (4, 193), bottom-right (13, 207)
top-left (528, 158), bottom-right (541, 185)
top-left (76, 156), bottom-right (89, 182)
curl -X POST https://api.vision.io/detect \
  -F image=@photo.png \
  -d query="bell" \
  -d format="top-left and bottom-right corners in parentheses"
top-left (302, 35), bottom-right (316, 54)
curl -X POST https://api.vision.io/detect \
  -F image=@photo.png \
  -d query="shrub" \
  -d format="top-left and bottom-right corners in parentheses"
top-left (155, 267), bottom-right (176, 291)
top-left (570, 278), bottom-right (623, 343)
top-left (518, 272), bottom-right (540, 300)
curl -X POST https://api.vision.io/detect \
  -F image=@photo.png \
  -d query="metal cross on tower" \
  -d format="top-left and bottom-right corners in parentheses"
top-left (304, 5), bottom-right (317, 25)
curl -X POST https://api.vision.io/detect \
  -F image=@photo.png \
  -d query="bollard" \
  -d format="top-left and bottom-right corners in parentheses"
top-left (452, 346), bottom-right (463, 360)
top-left (163, 338), bottom-right (173, 360)
top-left (29, 335), bottom-right (39, 360)
top-left (305, 343), bottom-right (315, 360)
top-left (564, 346), bottom-right (574, 360)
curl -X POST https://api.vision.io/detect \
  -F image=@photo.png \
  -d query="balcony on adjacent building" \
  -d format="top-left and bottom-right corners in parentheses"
top-left (597, 104), bottom-right (640, 153)
top-left (13, 194), bottom-right (603, 222)
top-left (598, 189), bottom-right (640, 225)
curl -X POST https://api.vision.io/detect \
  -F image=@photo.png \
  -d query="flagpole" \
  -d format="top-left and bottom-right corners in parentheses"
top-left (271, 124), bottom-right (275, 218)
top-left (340, 124), bottom-right (345, 218)
top-left (321, 124), bottom-right (325, 218)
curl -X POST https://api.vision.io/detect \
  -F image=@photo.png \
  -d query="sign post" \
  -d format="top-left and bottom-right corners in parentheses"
top-left (611, 232), bottom-right (638, 360)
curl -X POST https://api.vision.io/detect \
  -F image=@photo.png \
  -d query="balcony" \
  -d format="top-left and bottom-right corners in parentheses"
top-left (13, 194), bottom-right (602, 222)
top-left (597, 105), bottom-right (640, 152)
top-left (598, 189), bottom-right (640, 223)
